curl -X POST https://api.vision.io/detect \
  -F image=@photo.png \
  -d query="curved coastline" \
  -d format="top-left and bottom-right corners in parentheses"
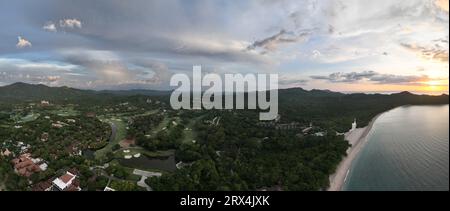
top-left (327, 113), bottom-right (383, 191)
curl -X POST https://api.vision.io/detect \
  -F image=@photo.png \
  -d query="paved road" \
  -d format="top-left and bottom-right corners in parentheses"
top-left (137, 176), bottom-right (152, 191)
top-left (133, 169), bottom-right (162, 191)
top-left (133, 169), bottom-right (162, 177)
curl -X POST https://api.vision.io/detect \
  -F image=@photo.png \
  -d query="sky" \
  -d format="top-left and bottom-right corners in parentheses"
top-left (0, 0), bottom-right (448, 94)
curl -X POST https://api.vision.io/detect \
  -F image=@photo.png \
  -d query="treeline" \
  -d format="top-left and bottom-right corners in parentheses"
top-left (148, 111), bottom-right (349, 191)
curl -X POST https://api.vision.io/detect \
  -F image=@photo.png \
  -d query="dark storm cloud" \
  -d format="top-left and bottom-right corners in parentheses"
top-left (247, 30), bottom-right (310, 52)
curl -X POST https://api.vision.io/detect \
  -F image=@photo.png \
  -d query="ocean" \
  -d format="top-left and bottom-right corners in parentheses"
top-left (343, 105), bottom-right (449, 191)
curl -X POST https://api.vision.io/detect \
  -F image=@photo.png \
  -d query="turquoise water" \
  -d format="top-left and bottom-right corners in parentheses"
top-left (343, 105), bottom-right (449, 191)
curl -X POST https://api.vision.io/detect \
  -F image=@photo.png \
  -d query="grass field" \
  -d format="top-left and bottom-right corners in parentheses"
top-left (153, 116), bottom-right (171, 134)
top-left (49, 107), bottom-right (79, 117)
top-left (20, 112), bottom-right (40, 122)
top-left (181, 116), bottom-right (203, 143)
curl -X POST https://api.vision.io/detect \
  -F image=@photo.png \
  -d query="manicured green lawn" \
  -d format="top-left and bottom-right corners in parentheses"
top-left (181, 116), bottom-right (202, 143)
top-left (49, 106), bottom-right (79, 117)
top-left (20, 112), bottom-right (40, 122)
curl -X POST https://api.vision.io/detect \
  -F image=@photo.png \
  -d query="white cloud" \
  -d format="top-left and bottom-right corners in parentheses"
top-left (1, 1), bottom-right (448, 90)
top-left (46, 75), bottom-right (60, 82)
top-left (312, 50), bottom-right (321, 59)
top-left (59, 18), bottom-right (82, 28)
top-left (16, 36), bottom-right (32, 48)
top-left (310, 70), bottom-right (447, 86)
top-left (435, 0), bottom-right (449, 12)
top-left (0, 58), bottom-right (83, 87)
top-left (43, 22), bottom-right (57, 32)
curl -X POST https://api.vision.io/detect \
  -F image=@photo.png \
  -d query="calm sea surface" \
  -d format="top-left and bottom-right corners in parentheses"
top-left (343, 105), bottom-right (449, 191)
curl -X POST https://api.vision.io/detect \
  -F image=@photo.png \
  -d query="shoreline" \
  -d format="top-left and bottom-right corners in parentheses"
top-left (327, 113), bottom-right (382, 191)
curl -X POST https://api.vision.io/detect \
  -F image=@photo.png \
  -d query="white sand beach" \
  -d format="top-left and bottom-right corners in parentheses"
top-left (327, 114), bottom-right (381, 191)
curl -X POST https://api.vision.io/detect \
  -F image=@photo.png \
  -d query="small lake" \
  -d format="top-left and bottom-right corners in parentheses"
top-left (118, 155), bottom-right (177, 172)
top-left (83, 149), bottom-right (95, 160)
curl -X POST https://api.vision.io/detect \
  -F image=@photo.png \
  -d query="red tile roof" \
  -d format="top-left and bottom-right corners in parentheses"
top-left (11, 154), bottom-right (41, 177)
top-left (32, 181), bottom-right (53, 191)
top-left (59, 173), bottom-right (75, 183)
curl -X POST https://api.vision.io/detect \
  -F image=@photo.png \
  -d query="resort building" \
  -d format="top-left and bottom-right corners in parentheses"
top-left (52, 171), bottom-right (81, 191)
top-left (41, 100), bottom-right (50, 106)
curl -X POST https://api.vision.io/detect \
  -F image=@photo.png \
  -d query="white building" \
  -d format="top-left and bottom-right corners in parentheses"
top-left (39, 163), bottom-right (48, 171)
top-left (351, 119), bottom-right (357, 131)
top-left (52, 171), bottom-right (81, 191)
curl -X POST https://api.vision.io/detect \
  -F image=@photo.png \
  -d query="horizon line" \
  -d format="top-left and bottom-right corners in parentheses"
top-left (1, 81), bottom-right (449, 96)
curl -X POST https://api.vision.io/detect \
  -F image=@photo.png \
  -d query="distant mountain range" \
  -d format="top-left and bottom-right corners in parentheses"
top-left (0, 82), bottom-right (448, 102)
top-left (0, 82), bottom-right (171, 102)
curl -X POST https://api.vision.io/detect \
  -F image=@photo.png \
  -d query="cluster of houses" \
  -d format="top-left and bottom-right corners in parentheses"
top-left (1, 141), bottom-right (32, 156)
top-left (1, 144), bottom-right (47, 174)
top-left (1, 138), bottom-right (83, 191)
top-left (257, 115), bottom-right (328, 137)
top-left (258, 121), bottom-right (304, 130)
top-left (0, 147), bottom-right (82, 191)
top-left (50, 119), bottom-right (77, 129)
top-left (11, 153), bottom-right (48, 177)
top-left (1, 139), bottom-right (45, 175)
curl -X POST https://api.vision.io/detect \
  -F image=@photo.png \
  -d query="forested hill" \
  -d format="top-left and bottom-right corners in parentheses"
top-left (1, 83), bottom-right (447, 104)
top-left (278, 88), bottom-right (449, 132)
top-left (0, 82), bottom-right (169, 103)
top-left (0, 82), bottom-right (98, 102)
top-left (1, 83), bottom-right (448, 131)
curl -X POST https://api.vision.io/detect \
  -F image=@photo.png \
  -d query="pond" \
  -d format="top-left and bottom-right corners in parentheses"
top-left (118, 155), bottom-right (177, 172)
top-left (83, 149), bottom-right (96, 160)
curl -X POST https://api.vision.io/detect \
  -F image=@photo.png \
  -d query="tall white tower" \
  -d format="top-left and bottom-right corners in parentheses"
top-left (351, 118), bottom-right (357, 131)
